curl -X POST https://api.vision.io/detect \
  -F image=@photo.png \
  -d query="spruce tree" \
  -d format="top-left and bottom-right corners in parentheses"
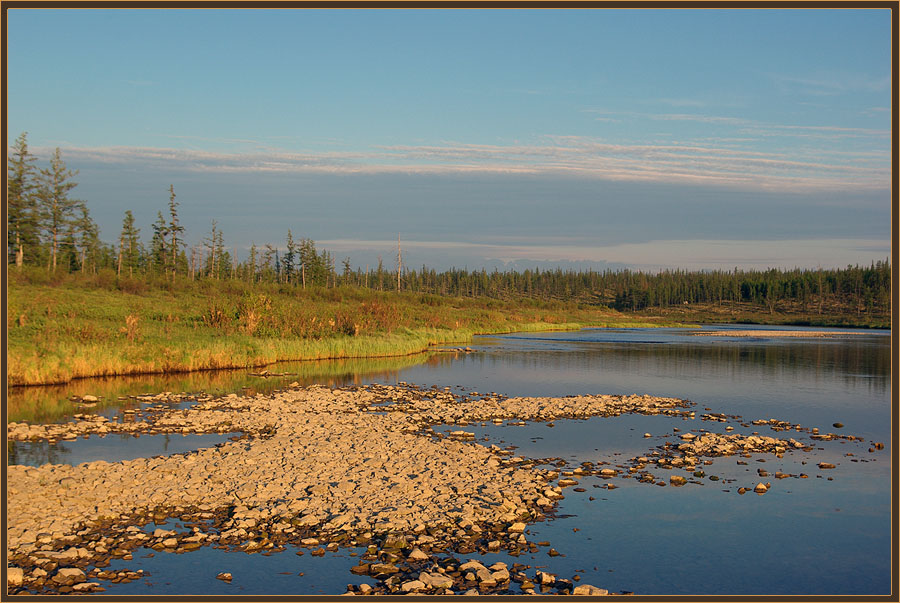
top-left (7, 132), bottom-right (39, 267)
top-left (37, 148), bottom-right (80, 272)
top-left (283, 230), bottom-right (296, 284)
top-left (74, 203), bottom-right (100, 273)
top-left (118, 210), bottom-right (141, 276)
top-left (150, 211), bottom-right (169, 274)
top-left (167, 185), bottom-right (185, 280)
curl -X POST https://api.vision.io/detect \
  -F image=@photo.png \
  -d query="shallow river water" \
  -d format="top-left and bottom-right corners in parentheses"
top-left (6, 324), bottom-right (892, 595)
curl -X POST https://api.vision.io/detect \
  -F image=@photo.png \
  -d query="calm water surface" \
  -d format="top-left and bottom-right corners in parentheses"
top-left (6, 325), bottom-right (892, 595)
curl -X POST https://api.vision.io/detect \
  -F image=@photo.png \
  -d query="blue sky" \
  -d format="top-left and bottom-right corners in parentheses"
top-left (6, 8), bottom-right (892, 271)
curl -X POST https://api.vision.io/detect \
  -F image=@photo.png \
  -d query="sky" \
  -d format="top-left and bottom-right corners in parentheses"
top-left (6, 8), bottom-right (893, 272)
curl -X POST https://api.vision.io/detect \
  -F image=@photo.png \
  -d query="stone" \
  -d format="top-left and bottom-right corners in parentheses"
top-left (407, 547), bottom-right (429, 561)
top-left (383, 534), bottom-right (409, 549)
top-left (419, 572), bottom-right (453, 589)
top-left (670, 475), bottom-right (687, 486)
top-left (491, 568), bottom-right (510, 582)
top-left (369, 563), bottom-right (400, 576)
top-left (7, 567), bottom-right (24, 587)
top-left (818, 462), bottom-right (836, 469)
top-left (573, 584), bottom-right (609, 595)
top-left (401, 579), bottom-right (426, 592)
top-left (52, 568), bottom-right (86, 585)
top-left (754, 482), bottom-right (768, 494)
top-left (216, 572), bottom-right (233, 581)
top-left (82, 395), bottom-right (99, 403)
top-left (459, 560), bottom-right (486, 572)
top-left (508, 522), bottom-right (526, 533)
top-left (475, 567), bottom-right (494, 583)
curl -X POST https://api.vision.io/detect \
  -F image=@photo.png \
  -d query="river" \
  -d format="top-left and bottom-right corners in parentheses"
top-left (5, 324), bottom-right (892, 595)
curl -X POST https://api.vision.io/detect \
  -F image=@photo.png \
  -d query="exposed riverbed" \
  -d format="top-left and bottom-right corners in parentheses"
top-left (5, 325), bottom-right (891, 595)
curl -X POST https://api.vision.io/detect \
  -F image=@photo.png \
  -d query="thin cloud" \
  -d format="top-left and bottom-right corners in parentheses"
top-left (47, 132), bottom-right (890, 194)
top-left (768, 71), bottom-right (891, 95)
top-left (318, 237), bottom-right (890, 272)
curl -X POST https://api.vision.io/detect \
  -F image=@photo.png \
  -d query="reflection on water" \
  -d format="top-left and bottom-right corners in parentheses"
top-left (5, 353), bottom-right (434, 424)
top-left (7, 432), bottom-right (241, 467)
top-left (5, 326), bottom-right (891, 595)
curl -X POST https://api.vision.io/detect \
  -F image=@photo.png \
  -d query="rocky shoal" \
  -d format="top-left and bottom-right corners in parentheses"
top-left (6, 382), bottom-right (873, 595)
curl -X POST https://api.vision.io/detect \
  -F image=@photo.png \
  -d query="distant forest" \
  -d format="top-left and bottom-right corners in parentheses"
top-left (7, 132), bottom-right (892, 319)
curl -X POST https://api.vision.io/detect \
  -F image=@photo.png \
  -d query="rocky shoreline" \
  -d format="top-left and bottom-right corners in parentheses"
top-left (692, 329), bottom-right (869, 338)
top-left (6, 383), bottom-right (880, 595)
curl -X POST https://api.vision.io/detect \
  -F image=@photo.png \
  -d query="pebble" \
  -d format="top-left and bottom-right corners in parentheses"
top-left (5, 382), bottom-right (854, 595)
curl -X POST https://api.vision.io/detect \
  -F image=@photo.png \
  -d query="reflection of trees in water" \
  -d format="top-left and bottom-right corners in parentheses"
top-left (7, 353), bottom-right (433, 424)
top-left (476, 340), bottom-right (889, 393)
top-left (7, 440), bottom-right (71, 467)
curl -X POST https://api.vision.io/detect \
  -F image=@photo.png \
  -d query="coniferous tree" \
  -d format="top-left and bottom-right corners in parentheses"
top-left (7, 132), bottom-right (40, 267)
top-left (247, 243), bottom-right (258, 283)
top-left (150, 211), bottom-right (169, 274)
top-left (74, 203), bottom-right (100, 273)
top-left (118, 210), bottom-right (142, 276)
top-left (37, 148), bottom-right (80, 272)
top-left (283, 230), bottom-right (297, 285)
top-left (203, 220), bottom-right (221, 279)
top-left (167, 185), bottom-right (185, 280)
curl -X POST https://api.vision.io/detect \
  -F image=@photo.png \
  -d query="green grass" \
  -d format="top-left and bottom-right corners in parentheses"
top-left (5, 353), bottom-right (435, 423)
top-left (633, 300), bottom-right (890, 329)
top-left (7, 268), bottom-right (683, 386)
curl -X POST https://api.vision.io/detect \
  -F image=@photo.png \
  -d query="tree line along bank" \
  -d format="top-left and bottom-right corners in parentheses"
top-left (7, 132), bottom-right (890, 323)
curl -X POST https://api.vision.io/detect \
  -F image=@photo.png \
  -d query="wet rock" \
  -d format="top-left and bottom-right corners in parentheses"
top-left (52, 567), bottom-right (86, 585)
top-left (369, 563), bottom-right (400, 576)
top-left (216, 572), bottom-right (233, 581)
top-left (754, 482), bottom-right (768, 494)
top-left (670, 475), bottom-right (687, 486)
top-left (573, 584), bottom-right (609, 595)
top-left (818, 462), bottom-right (836, 469)
top-left (383, 534), bottom-right (409, 550)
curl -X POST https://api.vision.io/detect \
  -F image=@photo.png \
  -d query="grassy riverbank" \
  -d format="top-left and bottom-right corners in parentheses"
top-left (7, 270), bottom-right (680, 386)
top-left (632, 300), bottom-right (890, 329)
